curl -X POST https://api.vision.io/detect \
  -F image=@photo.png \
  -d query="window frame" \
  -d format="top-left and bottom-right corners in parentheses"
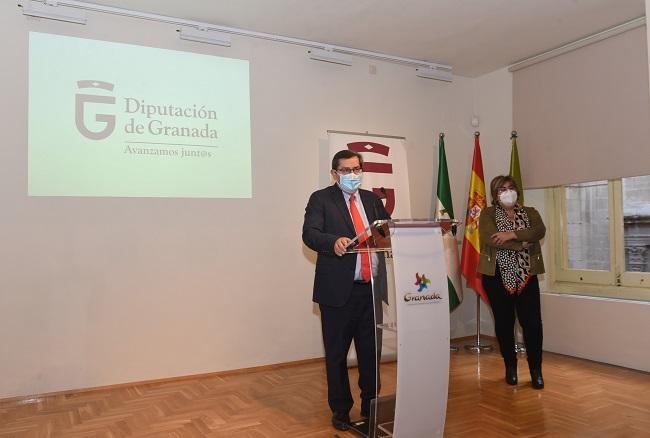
top-left (548, 178), bottom-right (650, 301)
top-left (615, 179), bottom-right (650, 289)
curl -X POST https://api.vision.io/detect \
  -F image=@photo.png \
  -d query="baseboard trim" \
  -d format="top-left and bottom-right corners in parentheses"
top-left (451, 335), bottom-right (497, 344)
top-left (2, 336), bottom-right (499, 404)
top-left (0, 357), bottom-right (325, 405)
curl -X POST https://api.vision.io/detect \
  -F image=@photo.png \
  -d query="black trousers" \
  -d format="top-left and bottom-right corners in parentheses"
top-left (482, 268), bottom-right (543, 370)
top-left (319, 282), bottom-right (377, 415)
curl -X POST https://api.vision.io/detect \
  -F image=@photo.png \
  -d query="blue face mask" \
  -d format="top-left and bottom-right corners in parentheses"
top-left (338, 172), bottom-right (362, 194)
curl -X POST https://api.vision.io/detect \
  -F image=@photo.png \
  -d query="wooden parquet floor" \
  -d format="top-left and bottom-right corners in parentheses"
top-left (1, 349), bottom-right (649, 437)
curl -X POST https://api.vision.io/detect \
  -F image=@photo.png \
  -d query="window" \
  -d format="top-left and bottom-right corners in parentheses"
top-left (622, 176), bottom-right (650, 274)
top-left (550, 176), bottom-right (650, 301)
top-left (565, 180), bottom-right (610, 271)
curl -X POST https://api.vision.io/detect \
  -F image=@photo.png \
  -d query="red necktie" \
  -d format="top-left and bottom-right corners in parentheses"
top-left (349, 193), bottom-right (371, 282)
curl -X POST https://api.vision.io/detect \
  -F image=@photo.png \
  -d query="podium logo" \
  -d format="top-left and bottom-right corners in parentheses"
top-left (404, 272), bottom-right (442, 304)
top-left (414, 272), bottom-right (430, 291)
top-left (75, 80), bottom-right (116, 140)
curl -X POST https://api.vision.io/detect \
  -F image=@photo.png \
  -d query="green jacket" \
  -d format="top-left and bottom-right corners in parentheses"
top-left (477, 205), bottom-right (546, 276)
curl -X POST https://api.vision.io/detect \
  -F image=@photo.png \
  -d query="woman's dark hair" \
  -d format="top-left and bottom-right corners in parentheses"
top-left (489, 175), bottom-right (521, 206)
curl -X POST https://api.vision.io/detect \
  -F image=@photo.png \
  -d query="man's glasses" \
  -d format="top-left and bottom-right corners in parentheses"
top-left (336, 167), bottom-right (363, 175)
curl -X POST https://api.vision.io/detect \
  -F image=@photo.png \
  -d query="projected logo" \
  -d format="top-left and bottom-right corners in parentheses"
top-left (29, 32), bottom-right (252, 198)
top-left (75, 80), bottom-right (116, 140)
top-left (404, 272), bottom-right (442, 304)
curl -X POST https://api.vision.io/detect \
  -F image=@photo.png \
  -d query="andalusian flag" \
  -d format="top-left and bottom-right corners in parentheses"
top-left (509, 131), bottom-right (524, 205)
top-left (460, 132), bottom-right (488, 302)
top-left (435, 133), bottom-right (463, 311)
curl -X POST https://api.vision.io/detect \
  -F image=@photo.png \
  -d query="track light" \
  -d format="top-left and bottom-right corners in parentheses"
top-left (416, 66), bottom-right (453, 82)
top-left (178, 26), bottom-right (232, 47)
top-left (308, 48), bottom-right (352, 66)
top-left (21, 0), bottom-right (87, 25)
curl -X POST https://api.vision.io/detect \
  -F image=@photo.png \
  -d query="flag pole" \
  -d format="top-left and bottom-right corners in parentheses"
top-left (464, 294), bottom-right (493, 352)
top-left (510, 130), bottom-right (527, 355)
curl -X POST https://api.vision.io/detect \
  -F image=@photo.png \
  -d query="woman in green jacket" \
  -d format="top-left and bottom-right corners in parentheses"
top-left (478, 175), bottom-right (546, 389)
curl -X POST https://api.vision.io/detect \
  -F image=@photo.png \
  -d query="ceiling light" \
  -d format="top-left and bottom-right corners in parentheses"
top-left (21, 0), bottom-right (87, 25)
top-left (416, 66), bottom-right (453, 82)
top-left (179, 26), bottom-right (231, 47)
top-left (308, 48), bottom-right (352, 66)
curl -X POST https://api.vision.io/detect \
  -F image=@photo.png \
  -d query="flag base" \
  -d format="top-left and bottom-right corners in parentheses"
top-left (464, 341), bottom-right (493, 353)
top-left (464, 294), bottom-right (493, 353)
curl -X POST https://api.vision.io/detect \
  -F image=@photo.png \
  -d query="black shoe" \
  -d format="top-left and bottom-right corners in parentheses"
top-left (505, 365), bottom-right (518, 386)
top-left (530, 368), bottom-right (544, 389)
top-left (331, 412), bottom-right (350, 431)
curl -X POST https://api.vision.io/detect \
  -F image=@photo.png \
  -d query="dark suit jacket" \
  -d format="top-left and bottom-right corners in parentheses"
top-left (302, 184), bottom-right (390, 307)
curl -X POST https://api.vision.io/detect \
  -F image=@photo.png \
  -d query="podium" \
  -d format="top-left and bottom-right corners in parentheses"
top-left (345, 219), bottom-right (453, 438)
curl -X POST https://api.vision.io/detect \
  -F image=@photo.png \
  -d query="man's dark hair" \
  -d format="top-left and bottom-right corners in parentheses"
top-left (331, 149), bottom-right (364, 170)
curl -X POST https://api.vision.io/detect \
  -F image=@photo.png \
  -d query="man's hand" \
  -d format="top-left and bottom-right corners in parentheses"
top-left (334, 237), bottom-right (353, 256)
top-left (491, 231), bottom-right (517, 245)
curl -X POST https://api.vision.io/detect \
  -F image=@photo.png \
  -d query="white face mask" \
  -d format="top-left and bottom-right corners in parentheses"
top-left (499, 189), bottom-right (518, 208)
top-left (337, 172), bottom-right (362, 194)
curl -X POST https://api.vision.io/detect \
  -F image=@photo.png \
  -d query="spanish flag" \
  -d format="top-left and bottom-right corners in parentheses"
top-left (461, 132), bottom-right (488, 302)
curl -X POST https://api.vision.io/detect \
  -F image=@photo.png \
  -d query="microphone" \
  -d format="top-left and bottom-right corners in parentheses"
top-left (373, 195), bottom-right (380, 222)
top-left (374, 187), bottom-right (387, 237)
top-left (373, 187), bottom-right (386, 219)
top-left (344, 235), bottom-right (361, 252)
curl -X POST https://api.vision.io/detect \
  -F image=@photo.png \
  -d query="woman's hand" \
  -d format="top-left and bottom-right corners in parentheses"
top-left (491, 231), bottom-right (517, 245)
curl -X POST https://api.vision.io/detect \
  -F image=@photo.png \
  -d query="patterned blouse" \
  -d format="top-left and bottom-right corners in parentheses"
top-left (495, 205), bottom-right (532, 294)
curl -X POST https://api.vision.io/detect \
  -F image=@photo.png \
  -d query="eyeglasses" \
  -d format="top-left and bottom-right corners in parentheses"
top-left (336, 167), bottom-right (363, 175)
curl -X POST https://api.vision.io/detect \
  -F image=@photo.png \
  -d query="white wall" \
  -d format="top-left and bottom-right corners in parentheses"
top-left (467, 59), bottom-right (650, 373)
top-left (446, 67), bottom-right (514, 338)
top-left (0, 4), bottom-right (480, 398)
top-left (518, 14), bottom-right (650, 372)
top-left (542, 294), bottom-right (650, 371)
top-left (3, 4), bottom-right (647, 401)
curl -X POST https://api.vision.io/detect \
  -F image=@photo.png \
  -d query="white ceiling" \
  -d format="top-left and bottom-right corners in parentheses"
top-left (80, 0), bottom-right (646, 77)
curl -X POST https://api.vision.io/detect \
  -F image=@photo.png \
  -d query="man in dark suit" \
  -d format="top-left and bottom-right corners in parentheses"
top-left (302, 149), bottom-right (390, 431)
